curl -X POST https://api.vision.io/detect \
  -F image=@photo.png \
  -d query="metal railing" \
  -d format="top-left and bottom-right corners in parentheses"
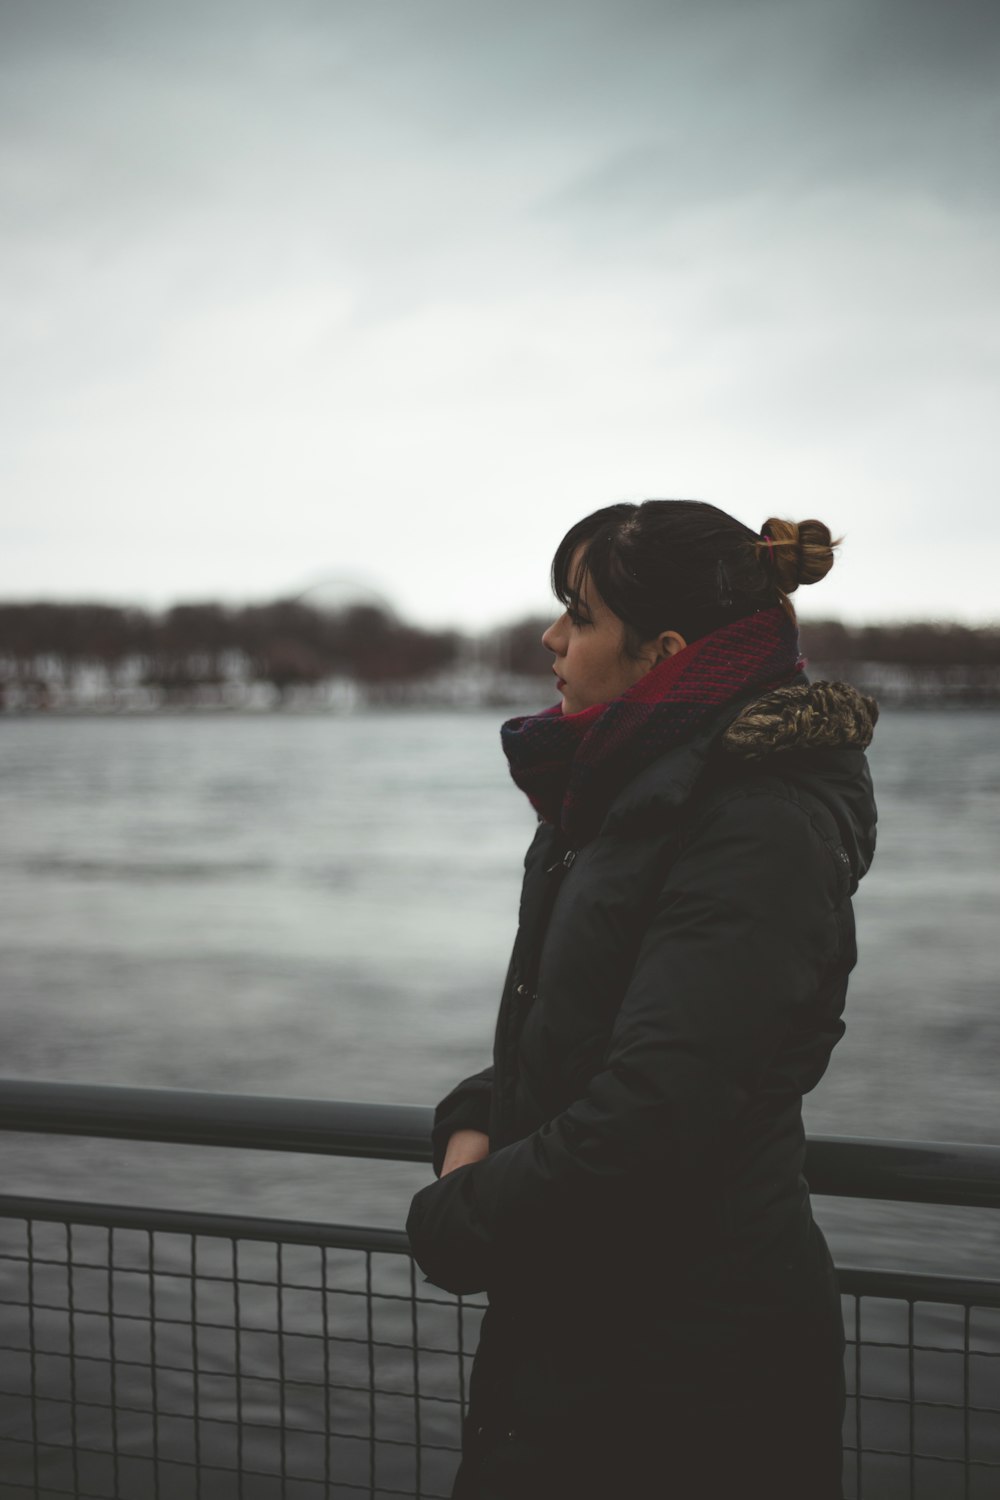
top-left (0, 1078), bottom-right (997, 1499)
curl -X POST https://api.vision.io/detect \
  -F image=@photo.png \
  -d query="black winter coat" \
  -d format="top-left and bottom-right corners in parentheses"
top-left (406, 676), bottom-right (878, 1500)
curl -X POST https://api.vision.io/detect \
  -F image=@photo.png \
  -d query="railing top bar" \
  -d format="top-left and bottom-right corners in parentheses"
top-left (1, 1077), bottom-right (999, 1208)
top-left (0, 1076), bottom-right (432, 1163)
top-left (804, 1135), bottom-right (1000, 1208)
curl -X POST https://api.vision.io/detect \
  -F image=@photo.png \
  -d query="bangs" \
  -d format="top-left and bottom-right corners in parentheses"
top-left (550, 515), bottom-right (627, 613)
top-left (551, 542), bottom-right (592, 612)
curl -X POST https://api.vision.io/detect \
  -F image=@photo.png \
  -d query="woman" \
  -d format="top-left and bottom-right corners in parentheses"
top-left (406, 500), bottom-right (878, 1499)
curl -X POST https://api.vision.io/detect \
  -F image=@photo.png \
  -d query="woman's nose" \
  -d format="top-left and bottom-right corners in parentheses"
top-left (541, 617), bottom-right (561, 653)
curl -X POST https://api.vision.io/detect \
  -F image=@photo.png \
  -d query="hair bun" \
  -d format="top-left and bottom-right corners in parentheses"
top-left (759, 517), bottom-right (840, 593)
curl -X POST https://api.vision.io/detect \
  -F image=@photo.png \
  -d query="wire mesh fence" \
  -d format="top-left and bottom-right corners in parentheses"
top-left (837, 1274), bottom-right (1000, 1499)
top-left (0, 1201), bottom-right (482, 1500)
top-left (0, 1199), bottom-right (997, 1499)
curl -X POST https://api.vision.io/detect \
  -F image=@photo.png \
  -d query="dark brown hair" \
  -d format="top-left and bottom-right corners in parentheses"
top-left (551, 500), bottom-right (841, 658)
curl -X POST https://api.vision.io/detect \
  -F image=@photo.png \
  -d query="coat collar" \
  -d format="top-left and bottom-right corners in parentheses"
top-left (599, 677), bottom-right (878, 863)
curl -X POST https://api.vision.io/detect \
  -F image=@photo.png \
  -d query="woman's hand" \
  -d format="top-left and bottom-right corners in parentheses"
top-left (441, 1127), bottom-right (490, 1176)
top-left (408, 1130), bottom-right (494, 1293)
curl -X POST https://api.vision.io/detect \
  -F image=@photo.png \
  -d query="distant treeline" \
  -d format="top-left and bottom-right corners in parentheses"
top-left (1, 599), bottom-right (999, 706)
top-left (0, 600), bottom-right (461, 695)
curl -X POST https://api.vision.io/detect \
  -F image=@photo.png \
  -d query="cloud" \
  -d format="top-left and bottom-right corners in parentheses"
top-left (1, 0), bottom-right (997, 626)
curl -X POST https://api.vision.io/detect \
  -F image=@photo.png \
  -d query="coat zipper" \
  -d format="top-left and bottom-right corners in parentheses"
top-left (516, 846), bottom-right (577, 1002)
top-left (496, 843), bottom-right (578, 1144)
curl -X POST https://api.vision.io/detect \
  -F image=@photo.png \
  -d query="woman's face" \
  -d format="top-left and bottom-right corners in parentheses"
top-left (541, 542), bottom-right (687, 715)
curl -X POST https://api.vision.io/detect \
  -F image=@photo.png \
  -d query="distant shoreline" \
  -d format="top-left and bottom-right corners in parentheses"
top-left (4, 657), bottom-right (1000, 716)
top-left (4, 693), bottom-right (1000, 717)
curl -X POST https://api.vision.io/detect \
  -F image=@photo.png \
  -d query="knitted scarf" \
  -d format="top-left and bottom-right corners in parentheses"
top-left (500, 604), bottom-right (805, 847)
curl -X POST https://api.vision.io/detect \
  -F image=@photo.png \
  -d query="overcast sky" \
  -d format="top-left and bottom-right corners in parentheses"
top-left (2, 0), bottom-right (998, 631)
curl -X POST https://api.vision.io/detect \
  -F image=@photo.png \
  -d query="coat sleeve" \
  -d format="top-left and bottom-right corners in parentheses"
top-left (405, 790), bottom-right (843, 1294)
top-left (429, 1063), bottom-right (494, 1178)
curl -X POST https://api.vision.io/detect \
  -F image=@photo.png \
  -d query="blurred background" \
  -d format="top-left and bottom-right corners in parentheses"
top-left (2, 0), bottom-right (999, 1287)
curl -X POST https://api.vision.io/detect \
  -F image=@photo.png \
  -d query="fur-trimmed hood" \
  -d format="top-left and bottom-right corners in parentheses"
top-left (722, 679), bottom-right (879, 760)
top-left (719, 676), bottom-right (879, 892)
top-left (604, 675), bottom-right (879, 891)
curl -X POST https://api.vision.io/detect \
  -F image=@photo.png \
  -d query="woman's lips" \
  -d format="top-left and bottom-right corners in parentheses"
top-left (555, 677), bottom-right (566, 691)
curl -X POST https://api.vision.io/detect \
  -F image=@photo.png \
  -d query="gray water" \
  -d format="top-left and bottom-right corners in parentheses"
top-left (0, 706), bottom-right (998, 1267)
top-left (0, 706), bottom-right (998, 1496)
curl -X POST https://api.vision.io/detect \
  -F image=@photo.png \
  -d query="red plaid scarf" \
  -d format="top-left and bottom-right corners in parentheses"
top-left (500, 604), bottom-right (805, 847)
